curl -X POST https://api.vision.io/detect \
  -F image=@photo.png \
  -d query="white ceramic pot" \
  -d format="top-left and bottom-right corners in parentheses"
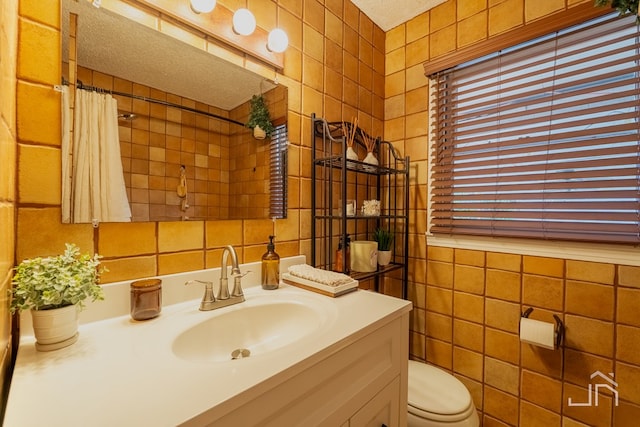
top-left (378, 250), bottom-right (392, 266)
top-left (31, 305), bottom-right (79, 351)
top-left (346, 146), bottom-right (359, 161)
top-left (253, 125), bottom-right (266, 140)
top-left (363, 152), bottom-right (378, 171)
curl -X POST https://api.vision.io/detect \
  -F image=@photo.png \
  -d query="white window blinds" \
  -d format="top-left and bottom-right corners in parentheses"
top-left (430, 13), bottom-right (640, 243)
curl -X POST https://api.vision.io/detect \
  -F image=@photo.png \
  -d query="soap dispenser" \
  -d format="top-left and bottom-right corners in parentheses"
top-left (261, 235), bottom-right (280, 290)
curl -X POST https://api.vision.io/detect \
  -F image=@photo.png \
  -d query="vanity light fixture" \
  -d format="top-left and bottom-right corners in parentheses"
top-left (233, 8), bottom-right (256, 36)
top-left (190, 0), bottom-right (216, 14)
top-left (267, 28), bottom-right (289, 53)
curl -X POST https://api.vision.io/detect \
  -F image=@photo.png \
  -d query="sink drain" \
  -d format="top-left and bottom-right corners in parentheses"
top-left (231, 348), bottom-right (251, 360)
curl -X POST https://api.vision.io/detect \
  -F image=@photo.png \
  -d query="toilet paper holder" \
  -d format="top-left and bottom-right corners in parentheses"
top-left (521, 307), bottom-right (564, 348)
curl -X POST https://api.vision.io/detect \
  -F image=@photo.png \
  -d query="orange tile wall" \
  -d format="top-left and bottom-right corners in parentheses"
top-left (385, 0), bottom-right (640, 425)
top-left (0, 0), bottom-right (19, 414)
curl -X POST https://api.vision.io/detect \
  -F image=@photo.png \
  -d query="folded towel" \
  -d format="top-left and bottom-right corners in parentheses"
top-left (288, 264), bottom-right (353, 287)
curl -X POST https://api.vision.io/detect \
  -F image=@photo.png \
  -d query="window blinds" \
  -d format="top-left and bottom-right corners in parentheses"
top-left (270, 123), bottom-right (288, 218)
top-left (430, 13), bottom-right (640, 243)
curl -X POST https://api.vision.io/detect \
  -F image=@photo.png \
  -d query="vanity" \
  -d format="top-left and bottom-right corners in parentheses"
top-left (5, 256), bottom-right (412, 426)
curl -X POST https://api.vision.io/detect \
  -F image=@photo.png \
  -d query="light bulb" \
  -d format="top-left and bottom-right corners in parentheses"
top-left (190, 0), bottom-right (216, 14)
top-left (267, 28), bottom-right (288, 53)
top-left (233, 8), bottom-right (256, 36)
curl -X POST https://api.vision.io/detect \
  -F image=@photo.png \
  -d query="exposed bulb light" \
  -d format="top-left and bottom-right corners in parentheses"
top-left (190, 0), bottom-right (216, 14)
top-left (267, 28), bottom-right (289, 53)
top-left (233, 8), bottom-right (256, 36)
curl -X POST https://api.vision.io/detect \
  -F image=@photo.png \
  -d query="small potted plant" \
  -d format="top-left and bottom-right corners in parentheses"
top-left (595, 0), bottom-right (639, 22)
top-left (10, 243), bottom-right (105, 351)
top-left (373, 227), bottom-right (394, 266)
top-left (246, 94), bottom-right (275, 139)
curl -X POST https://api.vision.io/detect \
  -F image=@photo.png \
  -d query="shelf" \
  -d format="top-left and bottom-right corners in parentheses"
top-left (311, 114), bottom-right (410, 299)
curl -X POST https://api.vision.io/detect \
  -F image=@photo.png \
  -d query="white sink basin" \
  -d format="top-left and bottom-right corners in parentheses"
top-left (172, 300), bottom-right (326, 362)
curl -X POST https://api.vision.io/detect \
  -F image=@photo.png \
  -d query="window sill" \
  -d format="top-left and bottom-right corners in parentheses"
top-left (425, 233), bottom-right (640, 267)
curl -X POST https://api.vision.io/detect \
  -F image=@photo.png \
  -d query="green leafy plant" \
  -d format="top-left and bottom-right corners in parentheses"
top-left (373, 228), bottom-right (394, 251)
top-left (595, 0), bottom-right (640, 22)
top-left (246, 94), bottom-right (275, 138)
top-left (10, 244), bottom-right (105, 313)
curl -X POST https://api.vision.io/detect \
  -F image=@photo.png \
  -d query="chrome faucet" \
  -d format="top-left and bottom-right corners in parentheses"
top-left (185, 245), bottom-right (247, 311)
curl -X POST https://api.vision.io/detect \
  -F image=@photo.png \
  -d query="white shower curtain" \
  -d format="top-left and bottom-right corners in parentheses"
top-left (61, 88), bottom-right (131, 223)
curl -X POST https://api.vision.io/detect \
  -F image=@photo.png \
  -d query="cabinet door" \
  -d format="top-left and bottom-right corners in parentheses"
top-left (349, 376), bottom-right (400, 427)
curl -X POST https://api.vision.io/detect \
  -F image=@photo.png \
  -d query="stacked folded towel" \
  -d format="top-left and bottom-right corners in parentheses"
top-left (288, 264), bottom-right (353, 287)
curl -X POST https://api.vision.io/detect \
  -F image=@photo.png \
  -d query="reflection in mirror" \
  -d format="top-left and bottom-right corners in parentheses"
top-left (61, 0), bottom-right (287, 223)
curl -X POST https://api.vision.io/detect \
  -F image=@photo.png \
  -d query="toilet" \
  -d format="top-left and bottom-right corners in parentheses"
top-left (407, 360), bottom-right (479, 427)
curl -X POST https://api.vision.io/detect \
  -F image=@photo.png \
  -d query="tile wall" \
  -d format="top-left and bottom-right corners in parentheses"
top-left (0, 0), bottom-right (18, 412)
top-left (384, 0), bottom-right (640, 425)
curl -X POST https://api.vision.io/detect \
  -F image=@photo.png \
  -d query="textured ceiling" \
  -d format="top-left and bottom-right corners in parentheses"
top-left (62, 0), bottom-right (274, 111)
top-left (350, 0), bottom-right (447, 31)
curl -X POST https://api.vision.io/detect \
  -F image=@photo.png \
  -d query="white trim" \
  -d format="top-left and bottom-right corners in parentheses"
top-left (425, 233), bottom-right (640, 266)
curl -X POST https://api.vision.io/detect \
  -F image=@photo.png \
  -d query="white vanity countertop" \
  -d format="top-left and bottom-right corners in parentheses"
top-left (5, 259), bottom-right (412, 427)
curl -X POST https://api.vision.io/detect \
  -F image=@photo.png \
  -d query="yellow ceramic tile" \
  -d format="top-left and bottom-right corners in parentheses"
top-left (616, 362), bottom-right (640, 406)
top-left (566, 260), bottom-right (615, 284)
top-left (565, 280), bottom-right (614, 321)
top-left (453, 346), bottom-right (484, 381)
top-left (485, 328), bottom-right (519, 364)
top-left (20, 0), bottom-right (60, 28)
top-left (453, 319), bottom-right (484, 352)
top-left (431, 0), bottom-right (456, 32)
top-left (98, 222), bottom-right (157, 257)
top-left (614, 401), bottom-right (640, 427)
top-left (16, 81), bottom-right (60, 146)
top-left (406, 12), bottom-right (429, 43)
top-left (243, 218), bottom-right (274, 245)
top-left (426, 311), bottom-right (452, 341)
top-left (458, 0), bottom-right (487, 20)
top-left (426, 286), bottom-right (452, 315)
top-left (16, 207), bottom-right (93, 261)
top-left (485, 357), bottom-right (519, 395)
top-left (618, 287), bottom-right (640, 327)
top-left (563, 382), bottom-right (613, 427)
top-left (485, 298), bottom-right (520, 333)
top-left (428, 245), bottom-right (454, 262)
top-left (486, 269), bottom-right (521, 302)
top-left (617, 325), bottom-right (640, 366)
top-left (302, 56), bottom-right (323, 92)
top-left (454, 265), bottom-right (485, 295)
top-left (405, 63), bottom-right (429, 92)
top-left (324, 10), bottom-right (342, 45)
top-left (205, 220), bottom-right (242, 248)
top-left (521, 339), bottom-right (562, 380)
top-left (158, 221), bottom-right (204, 252)
top-left (456, 248), bottom-right (485, 266)
top-left (521, 369), bottom-right (563, 413)
top-left (303, 0), bottom-right (324, 34)
top-left (564, 314), bottom-right (614, 358)
top-left (17, 19), bottom-right (60, 86)
top-left (386, 24), bottom-right (405, 53)
top-left (426, 260), bottom-right (453, 288)
top-left (487, 251), bottom-right (521, 272)
top-left (520, 401), bottom-right (560, 427)
top-left (563, 348), bottom-right (613, 388)
top-left (453, 291), bottom-right (484, 323)
top-left (619, 265), bottom-right (640, 289)
top-left (488, 0), bottom-right (523, 36)
top-left (429, 24), bottom-right (456, 58)
top-left (17, 144), bottom-right (60, 204)
top-left (303, 23), bottom-right (324, 61)
top-left (525, 0), bottom-right (564, 22)
top-left (483, 386), bottom-right (519, 426)
top-left (158, 250), bottom-right (204, 275)
top-left (458, 11), bottom-right (488, 48)
top-left (100, 255), bottom-right (157, 284)
top-left (412, 307), bottom-right (427, 335)
top-left (523, 255), bottom-right (564, 277)
top-left (427, 337), bottom-right (452, 370)
top-left (405, 111), bottom-right (428, 139)
top-left (522, 274), bottom-right (563, 311)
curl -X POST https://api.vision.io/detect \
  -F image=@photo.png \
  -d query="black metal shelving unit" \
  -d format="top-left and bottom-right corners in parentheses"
top-left (310, 113), bottom-right (409, 299)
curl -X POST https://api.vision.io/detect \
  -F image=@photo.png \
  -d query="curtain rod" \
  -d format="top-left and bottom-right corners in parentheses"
top-left (62, 79), bottom-right (246, 127)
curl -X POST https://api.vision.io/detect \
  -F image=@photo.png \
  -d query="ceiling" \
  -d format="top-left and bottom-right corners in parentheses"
top-left (350, 0), bottom-right (447, 31)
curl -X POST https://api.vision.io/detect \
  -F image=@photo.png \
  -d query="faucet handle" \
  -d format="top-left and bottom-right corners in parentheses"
top-left (185, 280), bottom-right (216, 310)
top-left (231, 271), bottom-right (250, 297)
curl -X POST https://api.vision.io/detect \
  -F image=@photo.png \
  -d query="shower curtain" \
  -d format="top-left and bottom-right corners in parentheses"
top-left (61, 88), bottom-right (131, 223)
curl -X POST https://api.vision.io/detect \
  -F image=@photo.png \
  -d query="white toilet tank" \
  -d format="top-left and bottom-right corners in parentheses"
top-left (407, 360), bottom-right (479, 427)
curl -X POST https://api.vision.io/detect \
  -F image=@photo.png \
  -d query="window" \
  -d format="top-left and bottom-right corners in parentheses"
top-left (430, 13), bottom-right (640, 244)
top-left (270, 123), bottom-right (288, 218)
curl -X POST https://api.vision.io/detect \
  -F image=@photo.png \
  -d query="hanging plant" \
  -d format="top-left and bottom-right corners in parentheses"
top-left (595, 0), bottom-right (640, 22)
top-left (246, 94), bottom-right (275, 139)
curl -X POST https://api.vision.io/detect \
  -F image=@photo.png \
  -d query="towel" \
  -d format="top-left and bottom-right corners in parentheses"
top-left (288, 264), bottom-right (353, 287)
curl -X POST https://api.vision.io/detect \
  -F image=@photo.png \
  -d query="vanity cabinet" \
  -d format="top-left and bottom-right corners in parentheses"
top-left (205, 312), bottom-right (409, 427)
top-left (310, 114), bottom-right (410, 298)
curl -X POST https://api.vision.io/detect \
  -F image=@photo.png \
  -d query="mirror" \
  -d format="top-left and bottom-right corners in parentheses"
top-left (62, 0), bottom-right (287, 222)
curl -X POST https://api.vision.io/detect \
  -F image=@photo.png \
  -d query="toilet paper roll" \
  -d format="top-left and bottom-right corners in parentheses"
top-left (519, 317), bottom-right (556, 350)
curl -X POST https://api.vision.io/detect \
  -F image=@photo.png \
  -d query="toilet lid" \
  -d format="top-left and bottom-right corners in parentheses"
top-left (408, 360), bottom-right (472, 416)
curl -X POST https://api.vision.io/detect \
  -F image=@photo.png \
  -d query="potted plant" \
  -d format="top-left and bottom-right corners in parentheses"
top-left (246, 94), bottom-right (275, 139)
top-left (373, 227), bottom-right (393, 266)
top-left (10, 243), bottom-right (105, 351)
top-left (595, 0), bottom-right (639, 22)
